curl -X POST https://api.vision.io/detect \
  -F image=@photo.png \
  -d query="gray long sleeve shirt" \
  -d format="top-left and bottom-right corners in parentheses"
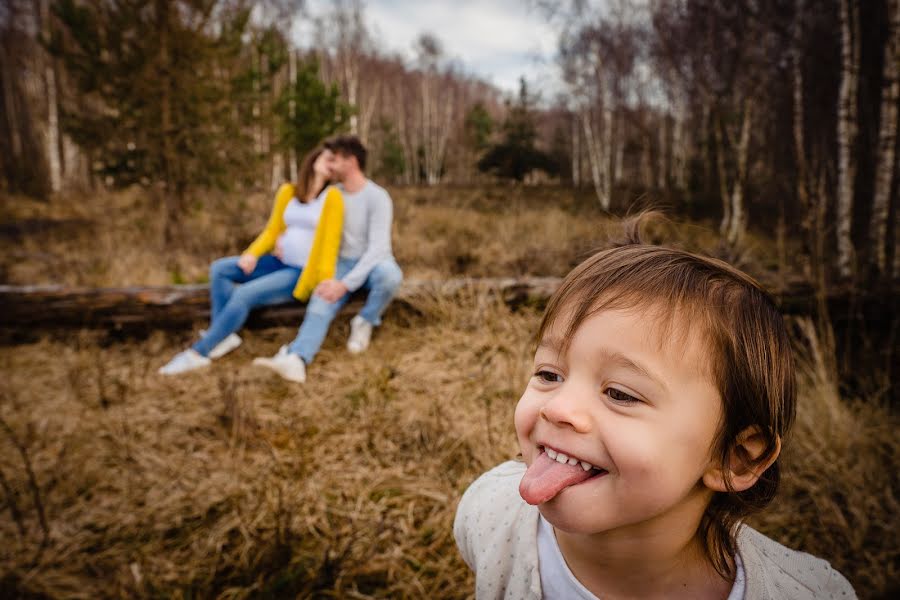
top-left (336, 180), bottom-right (395, 292)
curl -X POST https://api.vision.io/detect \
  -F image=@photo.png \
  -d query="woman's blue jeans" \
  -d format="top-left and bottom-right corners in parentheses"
top-left (287, 256), bottom-right (403, 364)
top-left (192, 255), bottom-right (300, 356)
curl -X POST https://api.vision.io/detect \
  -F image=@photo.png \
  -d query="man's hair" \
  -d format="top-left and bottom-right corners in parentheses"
top-left (325, 134), bottom-right (367, 172)
top-left (537, 213), bottom-right (796, 580)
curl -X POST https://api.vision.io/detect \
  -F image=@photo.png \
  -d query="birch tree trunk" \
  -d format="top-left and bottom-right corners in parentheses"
top-left (657, 115), bottom-right (668, 189)
top-left (714, 115), bottom-right (731, 236)
top-left (581, 106), bottom-right (609, 210)
top-left (614, 111), bottom-right (624, 184)
top-left (870, 0), bottom-right (899, 275)
top-left (571, 112), bottom-right (580, 186)
top-left (836, 0), bottom-right (860, 278)
top-left (39, 0), bottom-right (61, 193)
top-left (726, 101), bottom-right (752, 246)
top-left (602, 103), bottom-right (613, 196)
top-left (345, 56), bottom-right (359, 135)
top-left (358, 78), bottom-right (380, 145)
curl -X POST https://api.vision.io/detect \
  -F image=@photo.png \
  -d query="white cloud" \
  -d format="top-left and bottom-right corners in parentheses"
top-left (298, 0), bottom-right (563, 98)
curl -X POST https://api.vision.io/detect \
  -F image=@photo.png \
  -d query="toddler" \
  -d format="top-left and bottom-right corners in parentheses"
top-left (454, 217), bottom-right (855, 599)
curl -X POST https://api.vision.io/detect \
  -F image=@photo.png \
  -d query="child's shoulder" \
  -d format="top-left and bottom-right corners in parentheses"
top-left (737, 526), bottom-right (856, 599)
top-left (454, 460), bottom-right (533, 541)
top-left (454, 460), bottom-right (541, 598)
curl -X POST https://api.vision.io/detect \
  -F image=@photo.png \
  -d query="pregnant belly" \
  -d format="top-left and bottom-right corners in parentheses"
top-left (278, 229), bottom-right (313, 267)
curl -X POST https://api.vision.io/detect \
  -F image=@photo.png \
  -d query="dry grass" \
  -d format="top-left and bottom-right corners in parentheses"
top-left (0, 301), bottom-right (897, 598)
top-left (0, 187), bottom-right (894, 598)
top-left (0, 185), bottom-right (785, 287)
top-left (0, 291), bottom-right (534, 598)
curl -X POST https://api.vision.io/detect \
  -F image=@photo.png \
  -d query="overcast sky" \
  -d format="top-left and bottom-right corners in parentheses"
top-left (297, 0), bottom-right (563, 98)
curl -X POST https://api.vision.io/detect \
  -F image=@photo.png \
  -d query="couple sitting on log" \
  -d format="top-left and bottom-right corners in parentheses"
top-left (158, 135), bottom-right (403, 382)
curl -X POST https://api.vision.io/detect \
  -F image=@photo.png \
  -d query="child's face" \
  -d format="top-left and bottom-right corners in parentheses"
top-left (515, 306), bottom-right (723, 538)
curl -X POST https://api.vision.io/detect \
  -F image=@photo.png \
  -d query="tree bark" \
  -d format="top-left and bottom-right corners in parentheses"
top-left (156, 0), bottom-right (179, 243)
top-left (870, 0), bottom-right (900, 275)
top-left (726, 101), bottom-right (752, 246)
top-left (714, 114), bottom-right (731, 236)
top-left (581, 106), bottom-right (609, 209)
top-left (836, 0), bottom-right (860, 278)
top-left (571, 112), bottom-right (581, 186)
top-left (0, 278), bottom-right (885, 332)
top-left (288, 50), bottom-right (297, 182)
top-left (792, 4), bottom-right (813, 280)
top-left (39, 0), bottom-right (61, 194)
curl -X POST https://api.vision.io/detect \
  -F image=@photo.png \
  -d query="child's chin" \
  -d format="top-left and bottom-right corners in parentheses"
top-left (539, 505), bottom-right (596, 535)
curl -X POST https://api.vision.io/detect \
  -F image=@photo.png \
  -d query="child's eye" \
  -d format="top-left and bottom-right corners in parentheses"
top-left (605, 387), bottom-right (641, 404)
top-left (534, 370), bottom-right (563, 384)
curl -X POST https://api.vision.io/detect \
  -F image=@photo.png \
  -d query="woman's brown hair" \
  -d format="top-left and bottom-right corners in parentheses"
top-left (295, 146), bottom-right (328, 202)
top-left (537, 213), bottom-right (796, 579)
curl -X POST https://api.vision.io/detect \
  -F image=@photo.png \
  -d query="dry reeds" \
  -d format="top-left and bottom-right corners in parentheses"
top-left (1, 187), bottom-right (893, 598)
top-left (0, 300), bottom-right (896, 598)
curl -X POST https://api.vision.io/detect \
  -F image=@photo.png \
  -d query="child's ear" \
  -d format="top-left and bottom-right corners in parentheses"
top-left (702, 426), bottom-right (781, 493)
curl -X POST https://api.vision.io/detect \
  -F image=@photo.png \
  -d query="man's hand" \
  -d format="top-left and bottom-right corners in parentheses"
top-left (237, 253), bottom-right (258, 275)
top-left (314, 279), bottom-right (349, 302)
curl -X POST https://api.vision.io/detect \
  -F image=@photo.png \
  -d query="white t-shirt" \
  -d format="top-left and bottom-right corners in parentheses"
top-left (537, 514), bottom-right (746, 600)
top-left (276, 195), bottom-right (323, 267)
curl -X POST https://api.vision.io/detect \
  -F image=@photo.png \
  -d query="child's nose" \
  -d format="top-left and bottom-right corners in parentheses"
top-left (539, 381), bottom-right (593, 433)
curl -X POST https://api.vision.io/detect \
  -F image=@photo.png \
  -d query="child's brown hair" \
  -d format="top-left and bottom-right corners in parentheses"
top-left (536, 214), bottom-right (796, 578)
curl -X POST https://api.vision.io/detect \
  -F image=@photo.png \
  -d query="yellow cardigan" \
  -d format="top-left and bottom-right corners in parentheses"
top-left (244, 183), bottom-right (344, 301)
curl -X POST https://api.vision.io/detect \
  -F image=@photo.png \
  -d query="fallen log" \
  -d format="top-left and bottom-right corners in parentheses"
top-left (0, 278), bottom-right (893, 332)
top-left (0, 278), bottom-right (563, 330)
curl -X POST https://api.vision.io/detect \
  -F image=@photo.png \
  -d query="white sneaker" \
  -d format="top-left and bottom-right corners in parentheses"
top-left (347, 315), bottom-right (374, 354)
top-left (158, 349), bottom-right (211, 375)
top-left (252, 346), bottom-right (306, 383)
top-left (207, 333), bottom-right (242, 359)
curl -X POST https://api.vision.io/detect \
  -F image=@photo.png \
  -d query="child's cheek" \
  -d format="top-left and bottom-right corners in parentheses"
top-left (513, 393), bottom-right (538, 460)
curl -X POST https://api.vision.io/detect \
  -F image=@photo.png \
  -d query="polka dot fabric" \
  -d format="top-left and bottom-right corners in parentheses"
top-left (453, 461), bottom-right (856, 600)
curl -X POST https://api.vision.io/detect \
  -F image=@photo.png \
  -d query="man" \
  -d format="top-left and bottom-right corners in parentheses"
top-left (253, 135), bottom-right (403, 382)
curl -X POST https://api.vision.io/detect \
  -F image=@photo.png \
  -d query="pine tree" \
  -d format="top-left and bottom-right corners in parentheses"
top-left (50, 0), bottom-right (257, 238)
top-left (477, 78), bottom-right (556, 181)
top-left (275, 58), bottom-right (351, 163)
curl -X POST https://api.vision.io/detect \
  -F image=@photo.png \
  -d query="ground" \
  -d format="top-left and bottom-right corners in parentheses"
top-left (0, 186), bottom-right (896, 598)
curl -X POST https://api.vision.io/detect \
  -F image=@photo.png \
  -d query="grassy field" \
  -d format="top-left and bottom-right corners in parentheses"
top-left (0, 186), bottom-right (897, 598)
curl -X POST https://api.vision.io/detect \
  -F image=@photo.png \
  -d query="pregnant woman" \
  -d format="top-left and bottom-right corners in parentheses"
top-left (159, 146), bottom-right (343, 376)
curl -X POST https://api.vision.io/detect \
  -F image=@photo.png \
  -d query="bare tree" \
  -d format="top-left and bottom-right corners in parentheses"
top-left (836, 0), bottom-right (860, 278)
top-left (870, 0), bottom-right (899, 276)
top-left (38, 0), bottom-right (61, 193)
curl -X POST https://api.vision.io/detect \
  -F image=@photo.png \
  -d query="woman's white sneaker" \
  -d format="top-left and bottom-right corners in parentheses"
top-left (207, 333), bottom-right (242, 359)
top-left (158, 349), bottom-right (211, 375)
top-left (347, 315), bottom-right (373, 354)
top-left (252, 346), bottom-right (306, 383)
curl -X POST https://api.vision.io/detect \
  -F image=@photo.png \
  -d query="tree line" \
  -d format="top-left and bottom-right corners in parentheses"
top-left (1, 0), bottom-right (897, 285)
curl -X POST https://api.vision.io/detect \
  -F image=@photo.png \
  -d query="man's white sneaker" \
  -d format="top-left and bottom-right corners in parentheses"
top-left (252, 346), bottom-right (306, 383)
top-left (158, 349), bottom-right (211, 375)
top-left (347, 315), bottom-right (373, 354)
top-left (207, 333), bottom-right (242, 359)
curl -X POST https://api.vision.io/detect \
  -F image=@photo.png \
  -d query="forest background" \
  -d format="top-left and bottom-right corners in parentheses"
top-left (0, 0), bottom-right (897, 598)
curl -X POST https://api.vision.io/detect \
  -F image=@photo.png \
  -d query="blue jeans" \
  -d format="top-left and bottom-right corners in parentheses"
top-left (193, 254), bottom-right (301, 356)
top-left (288, 257), bottom-right (403, 364)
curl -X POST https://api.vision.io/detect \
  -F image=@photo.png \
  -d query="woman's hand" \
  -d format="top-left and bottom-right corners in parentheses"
top-left (237, 253), bottom-right (258, 275)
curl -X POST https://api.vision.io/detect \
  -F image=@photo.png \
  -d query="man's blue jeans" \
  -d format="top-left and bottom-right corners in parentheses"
top-left (288, 256), bottom-right (403, 364)
top-left (193, 255), bottom-right (300, 356)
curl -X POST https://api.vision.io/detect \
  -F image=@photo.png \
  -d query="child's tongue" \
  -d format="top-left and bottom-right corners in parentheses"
top-left (519, 451), bottom-right (595, 505)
